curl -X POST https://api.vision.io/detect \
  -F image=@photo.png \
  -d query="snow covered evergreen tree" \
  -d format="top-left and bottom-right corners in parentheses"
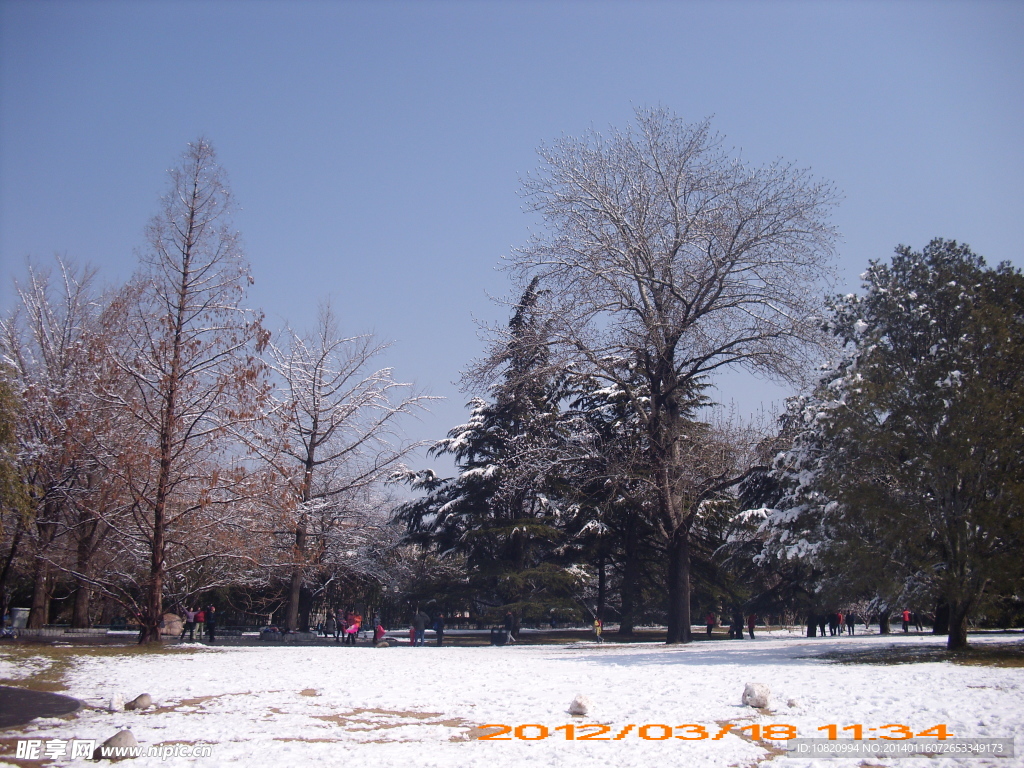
top-left (753, 239), bottom-right (1024, 649)
top-left (396, 279), bottom-right (583, 629)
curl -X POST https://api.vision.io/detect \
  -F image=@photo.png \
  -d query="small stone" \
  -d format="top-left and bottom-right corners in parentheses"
top-left (108, 693), bottom-right (124, 712)
top-left (787, 698), bottom-right (800, 708)
top-left (92, 730), bottom-right (138, 759)
top-left (741, 682), bottom-right (770, 708)
top-left (568, 694), bottom-right (591, 716)
top-left (125, 693), bottom-right (153, 711)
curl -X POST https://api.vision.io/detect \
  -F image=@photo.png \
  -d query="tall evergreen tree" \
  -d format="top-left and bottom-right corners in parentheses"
top-left (397, 279), bottom-right (581, 628)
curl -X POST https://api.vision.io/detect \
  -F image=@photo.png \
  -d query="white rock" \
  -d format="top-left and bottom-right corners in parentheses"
top-left (787, 698), bottom-right (800, 708)
top-left (568, 694), bottom-right (591, 716)
top-left (108, 693), bottom-right (124, 712)
top-left (741, 682), bottom-right (770, 708)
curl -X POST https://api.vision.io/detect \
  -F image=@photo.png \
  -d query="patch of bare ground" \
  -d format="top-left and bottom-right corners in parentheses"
top-left (308, 708), bottom-right (477, 741)
top-left (813, 641), bottom-right (1024, 667)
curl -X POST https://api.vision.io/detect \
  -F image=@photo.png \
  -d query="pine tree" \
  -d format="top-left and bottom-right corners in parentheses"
top-left (397, 280), bottom-right (581, 629)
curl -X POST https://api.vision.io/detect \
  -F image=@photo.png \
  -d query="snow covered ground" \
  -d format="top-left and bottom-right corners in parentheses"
top-left (2, 630), bottom-right (1022, 767)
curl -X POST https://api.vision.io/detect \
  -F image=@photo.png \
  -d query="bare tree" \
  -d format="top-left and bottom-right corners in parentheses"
top-left (103, 138), bottom-right (268, 642)
top-left (504, 107), bottom-right (838, 642)
top-left (0, 259), bottom-right (110, 627)
top-left (253, 303), bottom-right (432, 631)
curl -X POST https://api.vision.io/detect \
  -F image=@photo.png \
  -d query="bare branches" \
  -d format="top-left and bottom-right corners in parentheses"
top-left (247, 301), bottom-right (433, 630)
top-left (510, 107), bottom-right (838, 393)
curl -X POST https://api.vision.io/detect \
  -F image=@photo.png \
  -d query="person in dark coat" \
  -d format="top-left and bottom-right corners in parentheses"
top-left (503, 611), bottom-right (516, 644)
top-left (205, 605), bottom-right (217, 643)
top-left (433, 613), bottom-right (446, 646)
top-left (731, 610), bottom-right (745, 639)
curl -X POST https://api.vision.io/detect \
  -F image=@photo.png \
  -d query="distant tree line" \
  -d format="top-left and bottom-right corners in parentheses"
top-left (3, 112), bottom-right (1021, 650)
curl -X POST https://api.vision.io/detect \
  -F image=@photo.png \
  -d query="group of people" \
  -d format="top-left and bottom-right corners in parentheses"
top-left (706, 611), bottom-right (759, 639)
top-left (831, 610), bottom-right (859, 635)
top-left (180, 605), bottom-right (217, 643)
top-left (901, 609), bottom-right (924, 632)
top-left (320, 608), bottom-right (364, 644)
top-left (410, 609), bottom-right (446, 646)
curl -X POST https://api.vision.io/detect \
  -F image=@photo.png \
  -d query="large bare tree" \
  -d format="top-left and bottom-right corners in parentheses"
top-left (105, 139), bottom-right (267, 643)
top-left (506, 107), bottom-right (838, 642)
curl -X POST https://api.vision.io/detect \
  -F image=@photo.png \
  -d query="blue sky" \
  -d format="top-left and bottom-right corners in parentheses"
top-left (2, 0), bottom-right (1022, 471)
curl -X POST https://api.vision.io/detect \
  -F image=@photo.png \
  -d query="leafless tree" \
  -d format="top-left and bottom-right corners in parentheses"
top-left (102, 138), bottom-right (268, 642)
top-left (0, 258), bottom-right (110, 627)
top-left (251, 303), bottom-right (432, 631)
top-left (503, 107), bottom-right (838, 642)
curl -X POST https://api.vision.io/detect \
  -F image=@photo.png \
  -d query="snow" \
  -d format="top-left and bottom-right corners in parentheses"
top-left (3, 631), bottom-right (1023, 767)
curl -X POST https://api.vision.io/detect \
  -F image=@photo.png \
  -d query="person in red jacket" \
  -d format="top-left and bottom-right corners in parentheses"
top-left (706, 612), bottom-right (716, 637)
top-left (747, 613), bottom-right (757, 639)
top-left (902, 609), bottom-right (911, 633)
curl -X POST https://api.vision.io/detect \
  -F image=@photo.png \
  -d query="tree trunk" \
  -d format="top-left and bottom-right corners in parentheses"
top-left (666, 528), bottom-right (691, 644)
top-left (618, 513), bottom-right (639, 636)
top-left (71, 522), bottom-right (97, 628)
top-left (0, 521), bottom-right (24, 618)
top-left (933, 602), bottom-right (949, 635)
top-left (27, 558), bottom-right (52, 629)
top-left (878, 613), bottom-right (890, 635)
top-left (298, 586), bottom-right (313, 632)
top-left (99, 595), bottom-right (116, 625)
top-left (139, 524), bottom-right (164, 643)
top-left (807, 615), bottom-right (817, 637)
top-left (946, 602), bottom-right (970, 650)
top-left (285, 516), bottom-right (308, 632)
top-left (596, 550), bottom-right (606, 622)
top-left (71, 581), bottom-right (91, 629)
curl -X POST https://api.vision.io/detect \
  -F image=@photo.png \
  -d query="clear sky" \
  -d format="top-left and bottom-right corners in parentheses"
top-left (2, 0), bottom-right (1022, 473)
